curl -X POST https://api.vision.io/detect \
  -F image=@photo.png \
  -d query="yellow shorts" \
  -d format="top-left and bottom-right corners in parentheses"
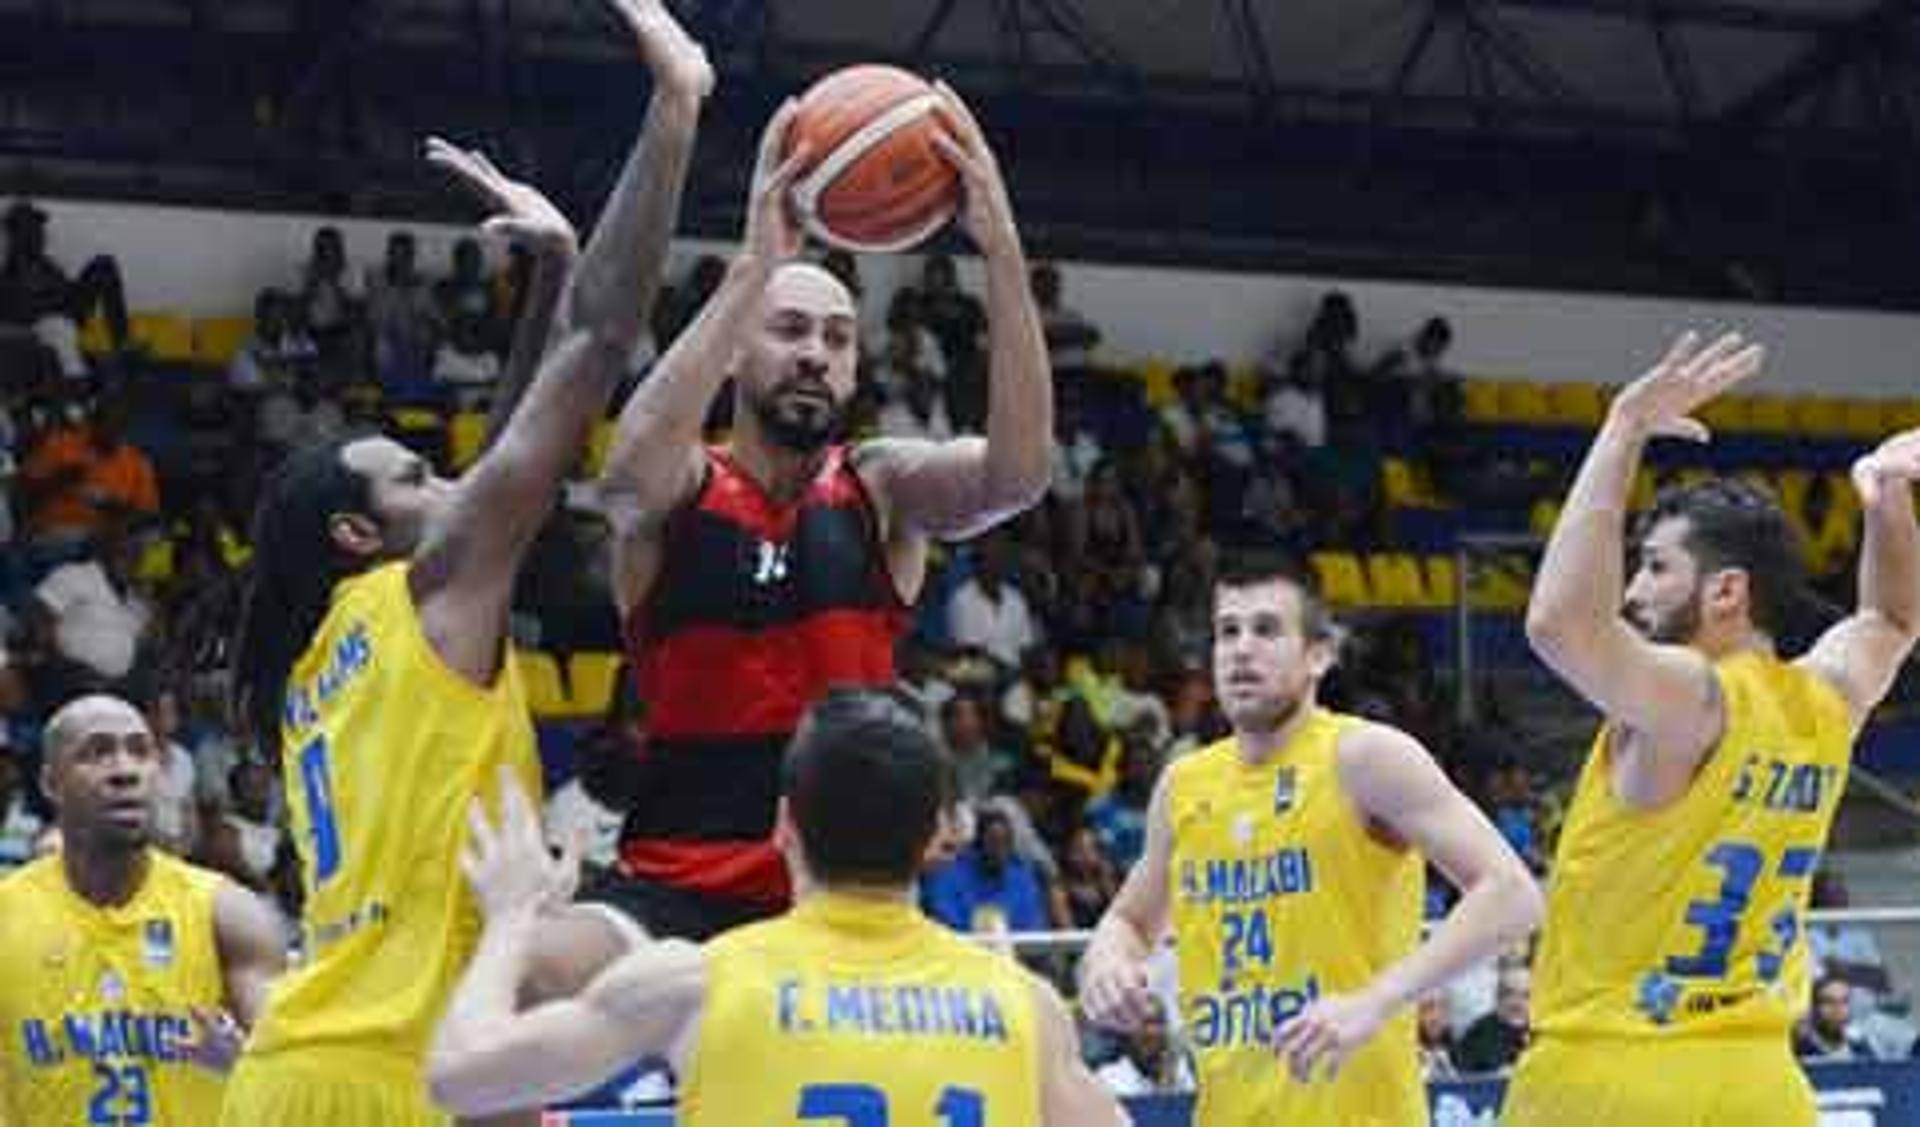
top-left (220, 1049), bottom-right (450, 1127)
top-left (1502, 1035), bottom-right (1816, 1127)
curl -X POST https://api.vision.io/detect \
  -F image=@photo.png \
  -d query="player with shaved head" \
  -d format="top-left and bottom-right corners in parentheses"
top-left (0, 694), bottom-right (286, 1124)
top-left (591, 84), bottom-right (1052, 940)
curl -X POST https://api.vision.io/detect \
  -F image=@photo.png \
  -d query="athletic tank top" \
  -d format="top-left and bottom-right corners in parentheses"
top-left (245, 562), bottom-right (543, 1084)
top-left (1167, 710), bottom-right (1425, 1126)
top-left (679, 893), bottom-right (1042, 1126)
top-left (0, 851), bottom-right (228, 1125)
top-left (620, 446), bottom-right (908, 904)
top-left (1532, 652), bottom-right (1853, 1040)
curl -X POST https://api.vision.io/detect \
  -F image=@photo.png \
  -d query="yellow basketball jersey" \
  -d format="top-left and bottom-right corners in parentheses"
top-left (1531, 651), bottom-right (1853, 1040)
top-left (245, 561), bottom-right (542, 1083)
top-left (0, 851), bottom-right (228, 1125)
top-left (679, 893), bottom-right (1043, 1126)
top-left (1166, 710), bottom-right (1425, 1126)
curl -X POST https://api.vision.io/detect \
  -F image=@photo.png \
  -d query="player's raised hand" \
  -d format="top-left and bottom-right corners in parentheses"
top-left (1608, 330), bottom-right (1765, 443)
top-left (1851, 427), bottom-right (1920, 509)
top-left (746, 99), bottom-right (809, 262)
top-left (425, 137), bottom-right (578, 258)
top-left (1078, 950), bottom-right (1158, 1033)
top-left (929, 80), bottom-right (1020, 260)
top-left (1270, 991), bottom-right (1391, 1084)
top-left (606, 0), bottom-right (712, 102)
top-left (183, 1006), bottom-right (246, 1073)
top-left (461, 769), bottom-right (572, 921)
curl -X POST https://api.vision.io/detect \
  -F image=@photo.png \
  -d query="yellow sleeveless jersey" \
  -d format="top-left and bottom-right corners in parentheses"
top-left (245, 561), bottom-right (541, 1079)
top-left (1166, 710), bottom-right (1425, 1126)
top-left (0, 851), bottom-right (228, 1125)
top-left (679, 893), bottom-right (1043, 1126)
top-left (1531, 651), bottom-right (1853, 1040)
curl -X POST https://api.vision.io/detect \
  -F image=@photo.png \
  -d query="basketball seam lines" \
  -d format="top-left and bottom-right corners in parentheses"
top-left (792, 92), bottom-right (951, 254)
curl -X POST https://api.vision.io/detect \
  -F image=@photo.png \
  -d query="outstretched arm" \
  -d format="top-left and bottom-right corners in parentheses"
top-left (1272, 724), bottom-right (1543, 1082)
top-left (1524, 331), bottom-right (1762, 756)
top-left (598, 102), bottom-right (809, 614)
top-left (1799, 429), bottom-right (1920, 720)
top-left (856, 84), bottom-right (1051, 541)
top-left (472, 190), bottom-right (580, 451)
top-left (430, 775), bottom-right (705, 1116)
top-left (411, 0), bottom-right (712, 683)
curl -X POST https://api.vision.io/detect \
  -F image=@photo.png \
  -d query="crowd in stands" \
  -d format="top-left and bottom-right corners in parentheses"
top-left (2, 198), bottom-right (1915, 1095)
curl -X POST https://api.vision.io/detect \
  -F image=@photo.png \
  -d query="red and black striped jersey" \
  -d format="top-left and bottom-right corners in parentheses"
top-left (618, 445), bottom-right (909, 904)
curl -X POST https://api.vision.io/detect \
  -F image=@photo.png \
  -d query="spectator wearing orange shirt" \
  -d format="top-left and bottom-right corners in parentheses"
top-left (19, 391), bottom-right (158, 544)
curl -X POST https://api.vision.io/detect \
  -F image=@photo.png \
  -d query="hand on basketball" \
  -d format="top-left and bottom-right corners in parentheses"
top-left (461, 769), bottom-right (577, 922)
top-left (1851, 427), bottom-right (1920, 508)
top-left (1270, 991), bottom-right (1391, 1084)
top-left (426, 137), bottom-right (578, 258)
top-left (183, 1006), bottom-right (245, 1073)
top-left (608, 0), bottom-right (713, 102)
top-left (929, 82), bottom-right (1020, 259)
top-left (745, 99), bottom-right (810, 263)
top-left (1078, 952), bottom-right (1159, 1033)
top-left (1608, 330), bottom-right (1765, 443)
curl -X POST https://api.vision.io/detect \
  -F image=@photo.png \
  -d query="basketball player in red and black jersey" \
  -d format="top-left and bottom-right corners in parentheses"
top-left (589, 86), bottom-right (1052, 940)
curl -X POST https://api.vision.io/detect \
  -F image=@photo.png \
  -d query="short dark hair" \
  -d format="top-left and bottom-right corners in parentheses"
top-left (1638, 479), bottom-right (1808, 639)
top-left (1215, 552), bottom-right (1337, 643)
top-left (782, 688), bottom-right (950, 886)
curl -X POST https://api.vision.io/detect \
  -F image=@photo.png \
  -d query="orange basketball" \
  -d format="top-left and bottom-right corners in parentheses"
top-left (785, 65), bottom-right (960, 253)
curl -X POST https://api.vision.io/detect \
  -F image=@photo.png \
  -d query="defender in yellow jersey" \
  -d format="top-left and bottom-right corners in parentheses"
top-left (1081, 558), bottom-right (1543, 1126)
top-left (426, 689), bottom-right (1125, 1125)
top-left (1512, 331), bottom-right (1920, 1125)
top-left (222, 12), bottom-right (712, 1123)
top-left (0, 695), bottom-right (285, 1126)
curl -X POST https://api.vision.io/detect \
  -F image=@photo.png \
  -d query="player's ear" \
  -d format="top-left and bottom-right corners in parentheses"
top-left (772, 796), bottom-right (797, 853)
top-left (327, 512), bottom-right (383, 559)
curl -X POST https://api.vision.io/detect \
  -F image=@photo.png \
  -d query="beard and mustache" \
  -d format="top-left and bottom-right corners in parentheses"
top-left (1625, 587), bottom-right (1702, 645)
top-left (749, 370), bottom-right (848, 454)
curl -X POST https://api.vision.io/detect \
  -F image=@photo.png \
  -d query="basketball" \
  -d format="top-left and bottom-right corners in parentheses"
top-left (785, 64), bottom-right (960, 253)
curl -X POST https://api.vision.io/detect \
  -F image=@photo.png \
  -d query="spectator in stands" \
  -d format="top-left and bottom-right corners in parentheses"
top-left (0, 748), bottom-right (45, 872)
top-left (296, 225), bottom-right (364, 379)
top-left (228, 289), bottom-right (319, 391)
top-left (1809, 870), bottom-right (1893, 1008)
top-left (1051, 824), bottom-right (1118, 930)
top-left (24, 519), bottom-right (157, 694)
top-left (922, 805), bottom-right (1051, 937)
top-left (1030, 261), bottom-right (1100, 376)
top-left (1418, 992), bottom-right (1460, 1080)
top-left (873, 335), bottom-right (953, 441)
top-left (943, 692), bottom-right (1016, 806)
top-left (1259, 350), bottom-right (1327, 449)
top-left (1485, 757), bottom-right (1545, 872)
top-left (1293, 291), bottom-right (1364, 428)
top-left (200, 759), bottom-right (288, 901)
top-left (366, 231), bottom-right (440, 395)
top-left (1158, 365), bottom-right (1210, 459)
top-left (432, 236), bottom-right (503, 396)
top-left (947, 531), bottom-right (1042, 672)
top-left (1457, 965), bottom-right (1531, 1074)
top-left (1085, 732), bottom-right (1161, 871)
top-left (1049, 381), bottom-right (1105, 502)
top-left (1796, 974), bottom-right (1876, 1062)
top-left (918, 253), bottom-right (988, 429)
top-left (19, 388), bottom-right (160, 545)
top-left (1064, 460), bottom-right (1150, 642)
top-left (0, 199), bottom-right (132, 377)
top-left (144, 686), bottom-right (199, 858)
top-left (1094, 994), bottom-right (1195, 1097)
top-left (1372, 315), bottom-right (1465, 446)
